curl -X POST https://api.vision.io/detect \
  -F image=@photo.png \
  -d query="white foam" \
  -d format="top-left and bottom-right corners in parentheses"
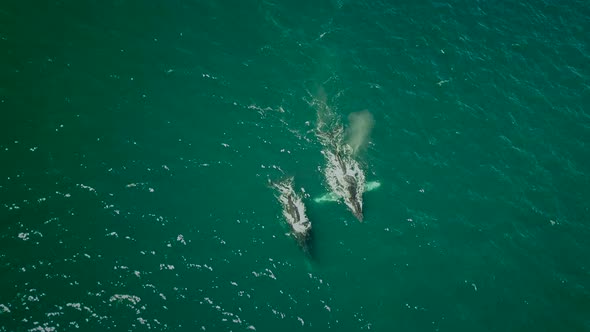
top-left (109, 294), bottom-right (141, 306)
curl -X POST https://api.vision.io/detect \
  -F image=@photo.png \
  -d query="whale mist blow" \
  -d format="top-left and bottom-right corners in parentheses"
top-left (345, 110), bottom-right (374, 156)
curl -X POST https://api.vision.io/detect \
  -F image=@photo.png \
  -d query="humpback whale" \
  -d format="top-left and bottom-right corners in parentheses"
top-left (313, 94), bottom-right (372, 222)
top-left (320, 144), bottom-right (366, 222)
top-left (271, 177), bottom-right (312, 251)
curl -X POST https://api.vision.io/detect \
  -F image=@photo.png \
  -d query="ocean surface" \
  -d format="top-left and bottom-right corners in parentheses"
top-left (1, 0), bottom-right (589, 331)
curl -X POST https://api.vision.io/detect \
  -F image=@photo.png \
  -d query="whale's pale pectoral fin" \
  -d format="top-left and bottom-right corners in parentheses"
top-left (365, 181), bottom-right (381, 192)
top-left (314, 181), bottom-right (381, 204)
top-left (313, 192), bottom-right (340, 203)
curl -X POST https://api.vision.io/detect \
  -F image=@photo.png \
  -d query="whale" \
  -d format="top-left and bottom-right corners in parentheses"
top-left (311, 88), bottom-right (374, 222)
top-left (321, 144), bottom-right (366, 222)
top-left (271, 177), bottom-right (312, 252)
top-left (314, 114), bottom-right (366, 221)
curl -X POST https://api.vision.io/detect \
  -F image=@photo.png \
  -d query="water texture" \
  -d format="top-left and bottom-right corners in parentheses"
top-left (0, 0), bottom-right (589, 331)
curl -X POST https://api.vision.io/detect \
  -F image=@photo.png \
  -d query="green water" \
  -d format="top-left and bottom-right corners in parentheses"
top-left (1, 0), bottom-right (589, 331)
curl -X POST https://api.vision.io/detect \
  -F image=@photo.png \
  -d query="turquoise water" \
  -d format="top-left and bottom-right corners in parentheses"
top-left (1, 0), bottom-right (589, 330)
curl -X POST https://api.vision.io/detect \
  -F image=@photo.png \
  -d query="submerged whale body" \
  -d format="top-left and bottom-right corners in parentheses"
top-left (271, 177), bottom-right (312, 251)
